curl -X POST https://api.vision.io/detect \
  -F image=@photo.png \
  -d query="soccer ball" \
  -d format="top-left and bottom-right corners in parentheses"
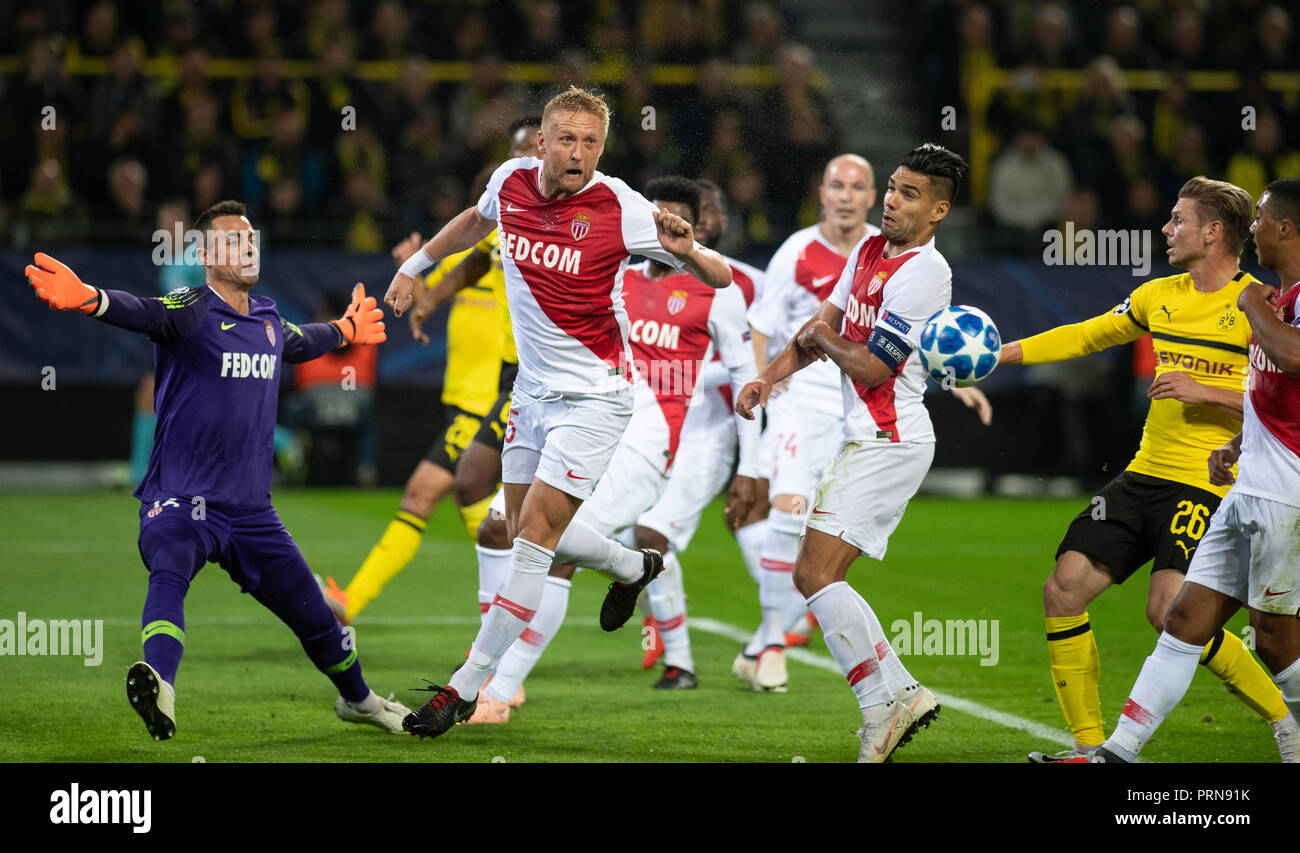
top-left (918, 305), bottom-right (1001, 387)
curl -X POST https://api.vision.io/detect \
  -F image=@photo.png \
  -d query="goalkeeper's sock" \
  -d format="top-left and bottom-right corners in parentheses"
top-left (734, 518), bottom-right (768, 586)
top-left (138, 520), bottom-right (206, 686)
top-left (345, 511), bottom-right (426, 621)
top-left (1200, 627), bottom-right (1291, 723)
top-left (129, 412), bottom-right (155, 487)
top-left (459, 493), bottom-right (494, 540)
top-left (1046, 613), bottom-right (1105, 747)
top-left (1105, 632), bottom-right (1202, 761)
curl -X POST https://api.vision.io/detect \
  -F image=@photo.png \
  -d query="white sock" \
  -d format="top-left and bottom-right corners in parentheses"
top-left (780, 584), bottom-right (811, 634)
top-left (554, 517), bottom-right (643, 582)
top-left (806, 581), bottom-right (890, 709)
top-left (485, 576), bottom-right (571, 704)
top-left (1104, 632), bottom-right (1203, 761)
top-left (735, 519), bottom-right (768, 585)
top-left (1272, 656), bottom-right (1300, 724)
top-left (448, 537), bottom-right (551, 700)
top-left (348, 690), bottom-right (382, 713)
top-left (847, 587), bottom-right (913, 693)
top-left (476, 545), bottom-right (512, 627)
top-left (648, 552), bottom-right (693, 672)
top-left (756, 507), bottom-right (801, 650)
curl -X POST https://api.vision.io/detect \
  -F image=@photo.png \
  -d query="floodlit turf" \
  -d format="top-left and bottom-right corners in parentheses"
top-left (0, 489), bottom-right (1279, 763)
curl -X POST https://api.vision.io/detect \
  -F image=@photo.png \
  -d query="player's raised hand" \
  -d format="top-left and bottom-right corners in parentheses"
top-left (1208, 440), bottom-right (1241, 486)
top-left (384, 271), bottom-right (416, 318)
top-left (392, 232), bottom-right (423, 267)
top-left (332, 283), bottom-right (387, 345)
top-left (735, 378), bottom-right (771, 420)
top-left (1238, 281), bottom-right (1279, 312)
top-left (724, 475), bottom-right (757, 530)
top-left (25, 252), bottom-right (101, 314)
top-left (653, 207), bottom-right (695, 257)
top-left (951, 385), bottom-right (993, 426)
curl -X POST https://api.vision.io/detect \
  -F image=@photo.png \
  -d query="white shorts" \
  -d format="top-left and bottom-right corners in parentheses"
top-left (805, 440), bottom-right (935, 560)
top-left (571, 442), bottom-right (669, 537)
top-left (500, 389), bottom-right (633, 501)
top-left (765, 393), bottom-right (844, 500)
top-left (1185, 491), bottom-right (1300, 616)
top-left (638, 434), bottom-right (737, 553)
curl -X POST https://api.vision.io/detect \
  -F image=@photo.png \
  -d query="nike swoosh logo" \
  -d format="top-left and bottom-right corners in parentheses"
top-left (872, 717), bottom-right (900, 754)
top-left (220, 322), bottom-right (236, 330)
top-left (506, 203), bottom-right (525, 213)
top-left (813, 274), bottom-right (836, 287)
top-left (566, 469), bottom-right (591, 481)
top-left (811, 508), bottom-right (835, 515)
top-left (1265, 588), bottom-right (1293, 597)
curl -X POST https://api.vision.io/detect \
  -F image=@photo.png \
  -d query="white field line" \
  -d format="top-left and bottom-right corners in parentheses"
top-left (691, 616), bottom-right (1074, 749)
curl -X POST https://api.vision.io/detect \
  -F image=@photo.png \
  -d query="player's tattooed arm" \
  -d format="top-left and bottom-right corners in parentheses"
top-left (1208, 432), bottom-right (1243, 486)
top-left (1146, 371), bottom-right (1243, 418)
top-left (653, 209), bottom-right (731, 289)
top-left (1239, 282), bottom-right (1300, 376)
top-left (385, 207), bottom-right (495, 316)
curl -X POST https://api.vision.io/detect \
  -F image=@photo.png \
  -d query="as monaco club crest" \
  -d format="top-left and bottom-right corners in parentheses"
top-left (571, 212), bottom-right (590, 241)
top-left (667, 290), bottom-right (688, 314)
top-left (265, 319), bottom-right (275, 346)
top-left (868, 270), bottom-right (888, 296)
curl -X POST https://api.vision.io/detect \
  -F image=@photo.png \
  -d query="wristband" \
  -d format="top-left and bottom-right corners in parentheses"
top-left (398, 246), bottom-right (434, 279)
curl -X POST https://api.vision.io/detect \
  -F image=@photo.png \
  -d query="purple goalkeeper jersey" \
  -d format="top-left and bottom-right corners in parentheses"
top-left (95, 285), bottom-right (342, 510)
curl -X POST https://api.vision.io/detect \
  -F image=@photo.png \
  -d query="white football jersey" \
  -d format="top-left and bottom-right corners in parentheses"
top-left (827, 234), bottom-right (951, 443)
top-left (478, 157), bottom-right (687, 398)
top-left (748, 223), bottom-right (880, 414)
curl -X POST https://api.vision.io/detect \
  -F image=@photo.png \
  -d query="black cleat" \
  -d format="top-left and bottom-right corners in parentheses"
top-left (402, 680), bottom-right (477, 738)
top-left (126, 661), bottom-right (176, 742)
top-left (600, 549), bottom-right (663, 631)
top-left (653, 666), bottom-right (698, 690)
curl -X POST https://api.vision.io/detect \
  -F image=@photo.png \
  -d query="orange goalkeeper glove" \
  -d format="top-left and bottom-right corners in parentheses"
top-left (25, 252), bottom-right (101, 314)
top-left (331, 283), bottom-right (387, 346)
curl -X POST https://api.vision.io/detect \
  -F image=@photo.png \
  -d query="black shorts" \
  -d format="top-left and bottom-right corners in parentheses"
top-left (470, 362), bottom-right (518, 454)
top-left (422, 405), bottom-right (485, 470)
top-left (1056, 471), bottom-right (1221, 582)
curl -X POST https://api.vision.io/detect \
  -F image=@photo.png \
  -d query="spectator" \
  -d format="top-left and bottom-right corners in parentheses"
top-left (1226, 112), bottom-right (1300, 202)
top-left (230, 49), bottom-right (310, 141)
top-left (13, 159), bottom-right (87, 247)
top-left (989, 126), bottom-right (1073, 234)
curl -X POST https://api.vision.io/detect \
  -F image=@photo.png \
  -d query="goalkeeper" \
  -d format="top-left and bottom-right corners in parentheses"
top-left (25, 199), bottom-right (411, 742)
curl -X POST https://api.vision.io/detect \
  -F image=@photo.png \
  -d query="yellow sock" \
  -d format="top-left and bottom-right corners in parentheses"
top-left (1200, 628), bottom-right (1289, 723)
top-left (1046, 613), bottom-right (1104, 747)
top-left (458, 493), bottom-right (495, 540)
top-left (344, 511), bottom-right (426, 621)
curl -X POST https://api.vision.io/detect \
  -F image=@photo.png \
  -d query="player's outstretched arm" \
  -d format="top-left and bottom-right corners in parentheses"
top-left (385, 206), bottom-right (496, 317)
top-left (1239, 282), bottom-right (1300, 376)
top-left (653, 209), bottom-right (731, 289)
top-left (1003, 304), bottom-right (1147, 366)
top-left (284, 284), bottom-right (386, 364)
top-left (26, 252), bottom-right (208, 342)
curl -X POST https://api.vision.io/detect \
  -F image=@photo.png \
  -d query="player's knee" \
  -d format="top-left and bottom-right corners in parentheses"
top-left (477, 512), bottom-right (511, 550)
top-left (633, 525), bottom-right (668, 554)
top-left (1042, 572), bottom-right (1083, 616)
top-left (454, 461), bottom-right (496, 508)
top-left (792, 560), bottom-right (827, 599)
top-left (139, 523), bottom-right (205, 580)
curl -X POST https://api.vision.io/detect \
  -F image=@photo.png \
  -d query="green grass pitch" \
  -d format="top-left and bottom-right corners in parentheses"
top-left (0, 489), bottom-right (1279, 763)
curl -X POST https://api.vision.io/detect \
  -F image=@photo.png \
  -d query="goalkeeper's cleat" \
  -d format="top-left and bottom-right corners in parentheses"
top-left (732, 651), bottom-right (758, 686)
top-left (1272, 714), bottom-right (1299, 763)
top-left (403, 680), bottom-right (476, 738)
top-left (654, 666), bottom-right (698, 690)
top-left (318, 575), bottom-right (351, 626)
top-left (600, 549), bottom-right (663, 631)
top-left (1028, 746), bottom-right (1099, 764)
top-left (465, 696), bottom-right (511, 725)
top-left (753, 645), bottom-right (788, 692)
top-left (335, 691), bottom-right (411, 734)
top-left (126, 661), bottom-right (176, 742)
top-left (891, 682), bottom-right (940, 731)
top-left (26, 252), bottom-right (101, 313)
top-left (784, 612), bottom-right (815, 648)
top-left (641, 614), bottom-right (665, 669)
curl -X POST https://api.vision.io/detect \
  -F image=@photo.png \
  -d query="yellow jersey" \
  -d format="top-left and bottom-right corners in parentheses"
top-left (1019, 272), bottom-right (1257, 497)
top-left (424, 247), bottom-right (501, 416)
top-left (473, 230), bottom-right (517, 365)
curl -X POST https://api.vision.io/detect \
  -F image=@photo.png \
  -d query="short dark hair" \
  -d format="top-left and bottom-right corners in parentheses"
top-left (645, 175), bottom-right (702, 225)
top-left (1265, 177), bottom-right (1300, 228)
top-left (897, 143), bottom-right (969, 203)
top-left (194, 199), bottom-right (247, 236)
top-left (509, 115), bottom-right (542, 137)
